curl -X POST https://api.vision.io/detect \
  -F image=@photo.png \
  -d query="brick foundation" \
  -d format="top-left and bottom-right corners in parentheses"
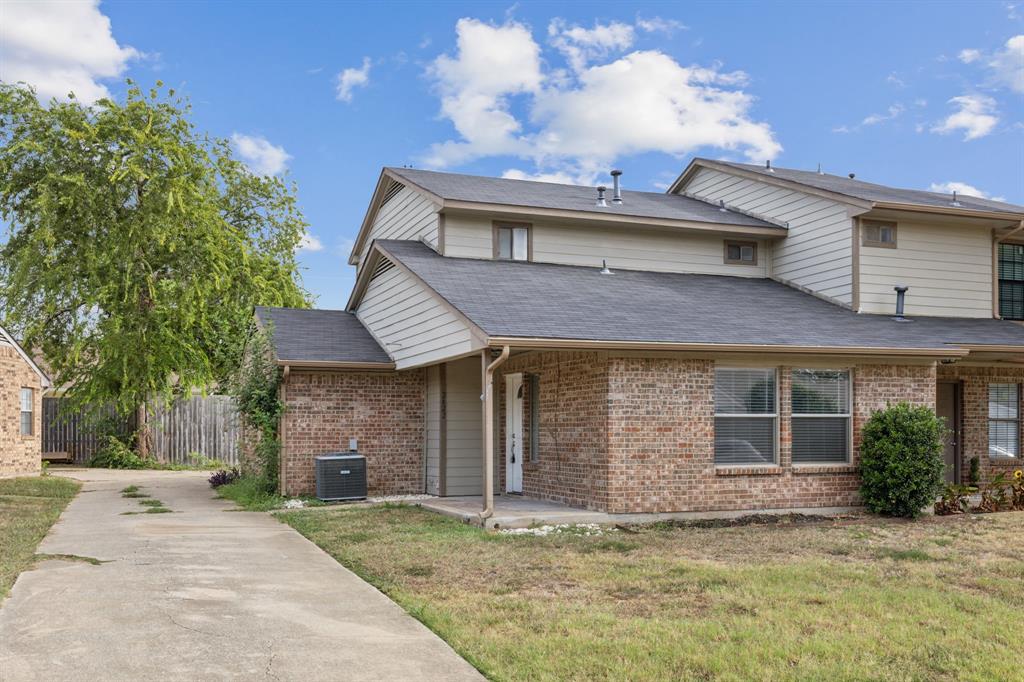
top-left (0, 344), bottom-right (43, 478)
top-left (280, 370), bottom-right (424, 496)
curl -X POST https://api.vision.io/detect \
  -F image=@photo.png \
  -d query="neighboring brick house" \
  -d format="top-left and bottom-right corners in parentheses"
top-left (0, 325), bottom-right (50, 478)
top-left (258, 160), bottom-right (1024, 516)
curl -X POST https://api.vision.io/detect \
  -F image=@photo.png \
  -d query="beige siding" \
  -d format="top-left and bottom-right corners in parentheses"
top-left (356, 264), bottom-right (482, 369)
top-left (425, 364), bottom-right (442, 496)
top-left (443, 356), bottom-right (482, 496)
top-left (683, 167), bottom-right (855, 304)
top-left (859, 221), bottom-right (993, 317)
top-left (359, 185), bottom-right (440, 265)
top-left (443, 212), bottom-right (768, 277)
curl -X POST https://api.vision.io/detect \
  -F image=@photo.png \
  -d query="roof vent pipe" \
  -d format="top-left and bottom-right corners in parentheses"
top-left (849, 173), bottom-right (856, 179)
top-left (893, 285), bottom-right (911, 322)
top-left (766, 160), bottom-right (774, 172)
top-left (719, 199), bottom-right (728, 212)
top-left (596, 186), bottom-right (608, 207)
top-left (600, 259), bottom-right (614, 275)
top-left (610, 170), bottom-right (623, 204)
top-left (951, 190), bottom-right (962, 207)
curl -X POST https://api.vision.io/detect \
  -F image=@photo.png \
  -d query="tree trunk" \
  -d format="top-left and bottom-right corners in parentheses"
top-left (135, 403), bottom-right (152, 459)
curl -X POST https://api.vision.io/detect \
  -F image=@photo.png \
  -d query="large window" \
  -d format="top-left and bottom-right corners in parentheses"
top-left (998, 243), bottom-right (1024, 321)
top-left (19, 388), bottom-right (33, 436)
top-left (792, 370), bottom-right (851, 464)
top-left (990, 383), bottom-right (1020, 458)
top-left (714, 368), bottom-right (777, 465)
top-left (494, 222), bottom-right (530, 261)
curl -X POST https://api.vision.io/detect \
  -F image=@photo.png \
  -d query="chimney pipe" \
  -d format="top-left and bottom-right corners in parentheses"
top-left (596, 186), bottom-right (608, 207)
top-left (893, 285), bottom-right (910, 322)
top-left (610, 170), bottom-right (623, 204)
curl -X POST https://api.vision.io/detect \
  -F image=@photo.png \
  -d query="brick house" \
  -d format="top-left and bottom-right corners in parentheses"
top-left (257, 159), bottom-right (1024, 517)
top-left (0, 325), bottom-right (50, 478)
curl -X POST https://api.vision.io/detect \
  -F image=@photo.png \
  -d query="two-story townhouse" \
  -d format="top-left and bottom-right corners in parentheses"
top-left (256, 159), bottom-right (1024, 521)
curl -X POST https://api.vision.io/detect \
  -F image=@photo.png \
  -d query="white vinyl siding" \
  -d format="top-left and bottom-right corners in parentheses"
top-left (684, 167), bottom-right (854, 304)
top-left (443, 356), bottom-right (483, 495)
top-left (425, 365), bottom-right (442, 495)
top-left (443, 213), bottom-right (768, 277)
top-left (356, 263), bottom-right (483, 369)
top-left (858, 220), bottom-right (993, 317)
top-left (358, 184), bottom-right (440, 266)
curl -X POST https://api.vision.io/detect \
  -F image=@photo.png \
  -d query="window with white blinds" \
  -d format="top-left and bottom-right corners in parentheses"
top-left (791, 370), bottom-right (851, 464)
top-left (19, 387), bottom-right (33, 436)
top-left (714, 368), bottom-right (777, 465)
top-left (989, 384), bottom-right (1020, 458)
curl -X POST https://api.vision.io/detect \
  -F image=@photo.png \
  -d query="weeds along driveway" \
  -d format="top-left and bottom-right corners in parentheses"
top-left (0, 469), bottom-right (482, 682)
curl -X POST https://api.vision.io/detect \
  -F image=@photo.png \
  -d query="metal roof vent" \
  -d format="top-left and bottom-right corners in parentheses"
top-left (718, 199), bottom-right (728, 212)
top-left (893, 285), bottom-right (912, 322)
top-left (951, 190), bottom-right (962, 207)
top-left (596, 186), bottom-right (608, 207)
top-left (766, 160), bottom-right (774, 172)
top-left (610, 170), bottom-right (623, 204)
top-left (817, 163), bottom-right (824, 175)
top-left (600, 259), bottom-right (614, 275)
top-left (848, 173), bottom-right (856, 179)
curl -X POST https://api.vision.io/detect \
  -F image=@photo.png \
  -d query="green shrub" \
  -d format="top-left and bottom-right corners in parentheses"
top-left (87, 435), bottom-right (148, 469)
top-left (859, 402), bottom-right (945, 518)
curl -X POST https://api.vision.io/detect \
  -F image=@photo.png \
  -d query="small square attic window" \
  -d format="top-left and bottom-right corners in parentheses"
top-left (862, 220), bottom-right (897, 248)
top-left (724, 240), bottom-right (757, 265)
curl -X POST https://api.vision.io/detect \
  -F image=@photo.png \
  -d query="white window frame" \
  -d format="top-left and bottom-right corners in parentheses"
top-left (19, 387), bottom-right (33, 437)
top-left (791, 369), bottom-right (853, 465)
top-left (989, 383), bottom-right (1020, 459)
top-left (714, 367), bottom-right (779, 466)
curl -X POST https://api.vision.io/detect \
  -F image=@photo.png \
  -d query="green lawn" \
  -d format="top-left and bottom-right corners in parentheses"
top-left (280, 505), bottom-right (1023, 681)
top-left (0, 476), bottom-right (80, 598)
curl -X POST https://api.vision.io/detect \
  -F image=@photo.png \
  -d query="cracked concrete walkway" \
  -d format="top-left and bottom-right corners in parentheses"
top-left (0, 469), bottom-right (482, 681)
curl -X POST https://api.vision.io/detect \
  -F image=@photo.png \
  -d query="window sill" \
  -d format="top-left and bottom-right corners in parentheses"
top-left (987, 457), bottom-right (1021, 466)
top-left (792, 464), bottom-right (858, 475)
top-left (715, 466), bottom-right (782, 477)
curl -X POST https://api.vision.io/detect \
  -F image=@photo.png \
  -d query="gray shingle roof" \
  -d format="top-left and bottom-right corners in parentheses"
top-left (378, 240), bottom-right (1024, 351)
top-left (386, 167), bottom-right (780, 229)
top-left (254, 307), bottom-right (391, 365)
top-left (710, 160), bottom-right (1024, 214)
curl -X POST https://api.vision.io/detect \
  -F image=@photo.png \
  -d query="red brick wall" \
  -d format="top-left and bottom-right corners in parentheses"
top-left (499, 352), bottom-right (940, 514)
top-left (281, 370), bottom-right (424, 496)
top-left (937, 364), bottom-right (1024, 486)
top-left (0, 344), bottom-right (43, 478)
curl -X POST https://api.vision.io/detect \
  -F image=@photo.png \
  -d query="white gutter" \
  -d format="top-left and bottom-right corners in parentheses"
top-left (479, 346), bottom-right (510, 523)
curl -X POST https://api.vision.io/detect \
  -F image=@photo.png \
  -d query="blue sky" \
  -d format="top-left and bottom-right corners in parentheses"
top-left (2, 1), bottom-right (1022, 308)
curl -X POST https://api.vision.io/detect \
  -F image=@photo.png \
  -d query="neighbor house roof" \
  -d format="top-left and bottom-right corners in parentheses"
top-left (385, 167), bottom-right (781, 228)
top-left (373, 240), bottom-right (1024, 355)
top-left (674, 159), bottom-right (1024, 216)
top-left (254, 307), bottom-right (392, 367)
top-left (0, 325), bottom-right (51, 388)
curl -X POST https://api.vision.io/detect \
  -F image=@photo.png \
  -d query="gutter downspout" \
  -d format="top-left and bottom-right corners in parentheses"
top-left (480, 346), bottom-right (510, 524)
top-left (994, 220), bottom-right (1024, 319)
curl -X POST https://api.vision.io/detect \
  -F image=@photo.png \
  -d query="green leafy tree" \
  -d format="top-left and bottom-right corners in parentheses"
top-left (0, 81), bottom-right (309, 439)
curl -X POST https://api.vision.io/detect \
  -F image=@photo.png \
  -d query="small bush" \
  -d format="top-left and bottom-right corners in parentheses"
top-left (87, 436), bottom-right (148, 469)
top-left (977, 473), bottom-right (1011, 512)
top-left (934, 484), bottom-right (975, 515)
top-left (215, 476), bottom-right (286, 511)
top-left (208, 468), bottom-right (241, 488)
top-left (859, 402), bottom-right (945, 518)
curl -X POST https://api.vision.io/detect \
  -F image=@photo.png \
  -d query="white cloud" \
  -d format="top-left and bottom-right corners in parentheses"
top-left (958, 48), bottom-right (982, 63)
top-left (931, 95), bottom-right (998, 140)
top-left (231, 133), bottom-right (291, 175)
top-left (298, 234), bottom-right (324, 252)
top-left (885, 72), bottom-right (905, 87)
top-left (501, 168), bottom-right (586, 185)
top-left (336, 57), bottom-right (371, 102)
top-left (424, 19), bottom-right (781, 179)
top-left (862, 103), bottom-right (904, 126)
top-left (0, 0), bottom-right (138, 103)
top-left (988, 35), bottom-right (1024, 93)
top-left (549, 19), bottom-right (635, 73)
top-left (635, 16), bottom-right (687, 34)
top-left (928, 181), bottom-right (1005, 202)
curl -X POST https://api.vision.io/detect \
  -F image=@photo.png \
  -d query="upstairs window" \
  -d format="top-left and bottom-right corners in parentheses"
top-left (724, 240), bottom-right (758, 265)
top-left (714, 368), bottom-right (777, 465)
top-left (791, 370), bottom-right (851, 464)
top-left (998, 243), bottom-right (1024, 320)
top-left (494, 222), bottom-right (530, 261)
top-left (989, 384), bottom-right (1020, 458)
top-left (19, 388), bottom-right (33, 436)
top-left (862, 220), bottom-right (897, 248)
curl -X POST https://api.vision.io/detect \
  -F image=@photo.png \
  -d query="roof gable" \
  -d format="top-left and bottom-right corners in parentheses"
top-left (0, 325), bottom-right (50, 388)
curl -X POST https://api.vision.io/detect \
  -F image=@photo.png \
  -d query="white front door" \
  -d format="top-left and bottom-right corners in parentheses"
top-left (505, 373), bottom-right (524, 493)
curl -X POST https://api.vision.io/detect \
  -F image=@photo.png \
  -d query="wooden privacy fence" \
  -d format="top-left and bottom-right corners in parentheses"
top-left (43, 394), bottom-right (241, 466)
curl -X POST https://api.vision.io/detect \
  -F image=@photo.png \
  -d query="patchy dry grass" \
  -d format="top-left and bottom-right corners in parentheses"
top-left (281, 505), bottom-right (1023, 681)
top-left (0, 476), bottom-right (80, 598)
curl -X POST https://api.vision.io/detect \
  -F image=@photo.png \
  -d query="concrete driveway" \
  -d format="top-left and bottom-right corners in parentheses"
top-left (0, 469), bottom-right (482, 681)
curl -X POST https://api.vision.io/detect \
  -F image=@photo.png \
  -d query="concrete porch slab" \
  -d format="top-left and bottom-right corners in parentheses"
top-left (416, 495), bottom-right (863, 529)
